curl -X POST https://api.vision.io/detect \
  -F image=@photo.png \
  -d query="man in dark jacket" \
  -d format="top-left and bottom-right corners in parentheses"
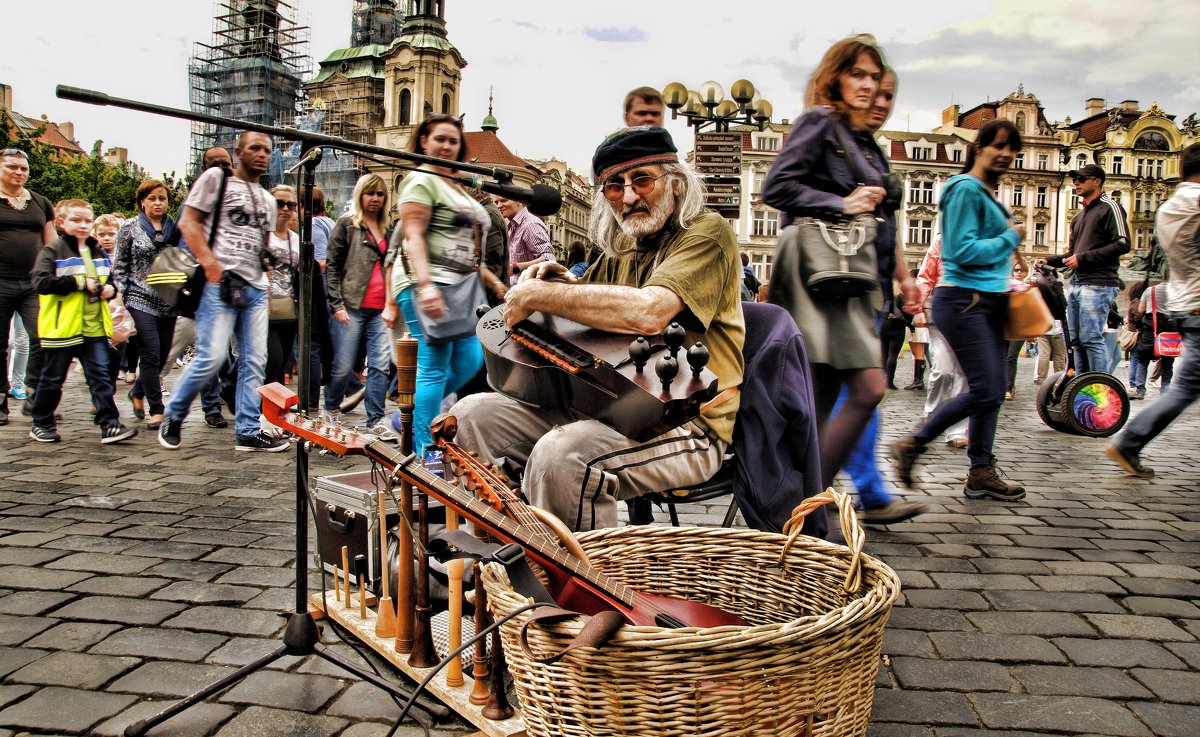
top-left (1048, 164), bottom-right (1130, 373)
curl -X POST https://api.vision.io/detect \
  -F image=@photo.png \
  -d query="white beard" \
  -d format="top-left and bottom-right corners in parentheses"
top-left (618, 185), bottom-right (675, 240)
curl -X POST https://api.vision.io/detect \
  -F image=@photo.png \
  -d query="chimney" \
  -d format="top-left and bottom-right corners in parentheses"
top-left (1120, 99), bottom-right (1139, 112)
top-left (943, 104), bottom-right (960, 127)
top-left (1085, 98), bottom-right (1105, 117)
top-left (58, 121), bottom-right (75, 143)
top-left (0, 83), bottom-right (12, 113)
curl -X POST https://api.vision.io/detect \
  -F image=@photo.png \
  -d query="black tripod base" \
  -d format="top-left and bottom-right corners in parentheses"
top-left (123, 612), bottom-right (448, 737)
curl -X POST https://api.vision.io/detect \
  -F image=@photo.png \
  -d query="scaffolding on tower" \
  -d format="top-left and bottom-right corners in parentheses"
top-left (188, 0), bottom-right (311, 182)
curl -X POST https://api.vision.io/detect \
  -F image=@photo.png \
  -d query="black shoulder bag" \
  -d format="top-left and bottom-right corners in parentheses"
top-left (147, 167), bottom-right (230, 313)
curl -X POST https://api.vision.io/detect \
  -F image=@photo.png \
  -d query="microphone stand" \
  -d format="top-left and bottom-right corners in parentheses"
top-left (117, 141), bottom-right (450, 736)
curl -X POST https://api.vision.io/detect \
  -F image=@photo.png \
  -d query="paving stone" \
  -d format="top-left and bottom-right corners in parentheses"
top-left (1125, 702), bottom-right (1200, 737)
top-left (1115, 563), bottom-right (1198, 580)
top-left (870, 689), bottom-right (978, 725)
top-left (1042, 560), bottom-right (1130, 576)
top-left (149, 581), bottom-right (261, 606)
top-left (0, 531), bottom-right (64, 547)
top-left (969, 559), bottom-right (1050, 575)
top-left (965, 611), bottom-right (1097, 637)
top-left (1163, 641), bottom-right (1200, 670)
top-left (927, 573), bottom-right (1037, 590)
top-left (0, 648), bottom-right (47, 679)
top-left (213, 705), bottom-right (348, 737)
top-left (162, 605), bottom-right (284, 637)
top-left (214, 565), bottom-right (297, 587)
top-left (91, 700), bottom-right (237, 737)
top-left (1083, 613), bottom-right (1194, 641)
top-left (108, 660), bottom-right (241, 698)
top-left (0, 565), bottom-right (93, 591)
top-left (969, 692), bottom-right (1151, 736)
top-left (141, 559), bottom-right (234, 581)
top-left (1113, 576), bottom-right (1200, 598)
top-left (929, 633), bottom-right (1066, 663)
top-left (0, 547), bottom-right (66, 566)
top-left (1030, 574), bottom-right (1126, 594)
top-left (324, 680), bottom-right (408, 721)
top-left (0, 684), bottom-right (35, 710)
top-left (206, 636), bottom-right (285, 666)
top-left (46, 551), bottom-right (162, 575)
top-left (0, 590), bottom-right (75, 616)
top-left (886, 608), bottom-right (974, 632)
top-left (122, 540), bottom-right (217, 560)
top-left (900, 590), bottom-right (990, 611)
top-left (219, 669), bottom-right (343, 712)
top-left (68, 574), bottom-right (172, 597)
top-left (6, 649), bottom-right (139, 689)
top-left (983, 590), bottom-right (1125, 613)
top-left (90, 626), bottom-right (227, 661)
top-left (24, 621), bottom-right (122, 651)
top-left (1011, 665), bottom-right (1153, 699)
top-left (203, 547), bottom-right (294, 567)
top-left (0, 686), bottom-right (137, 733)
top-left (890, 657), bottom-right (1014, 692)
top-left (1054, 637), bottom-right (1187, 669)
top-left (52, 595), bottom-right (186, 626)
top-left (241, 587), bottom-right (295, 611)
top-left (978, 545), bottom-right (1077, 561)
top-left (0, 614), bottom-right (55, 646)
top-left (1129, 668), bottom-right (1200, 704)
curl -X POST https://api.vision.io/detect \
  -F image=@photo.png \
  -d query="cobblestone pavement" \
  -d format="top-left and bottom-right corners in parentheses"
top-left (0, 356), bottom-right (1197, 736)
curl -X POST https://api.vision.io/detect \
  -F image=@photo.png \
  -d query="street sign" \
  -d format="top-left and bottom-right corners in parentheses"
top-left (694, 131), bottom-right (744, 178)
top-left (695, 132), bottom-right (742, 146)
top-left (696, 164), bottom-right (742, 176)
top-left (705, 183), bottom-right (741, 195)
top-left (695, 152), bottom-right (743, 166)
top-left (695, 142), bottom-right (741, 154)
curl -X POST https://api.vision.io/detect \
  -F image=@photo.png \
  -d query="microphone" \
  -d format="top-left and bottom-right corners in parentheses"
top-left (284, 147), bottom-right (323, 174)
top-left (473, 180), bottom-right (562, 217)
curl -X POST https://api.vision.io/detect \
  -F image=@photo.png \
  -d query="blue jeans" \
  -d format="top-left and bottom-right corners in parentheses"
top-left (398, 288), bottom-right (484, 455)
top-left (1129, 350), bottom-right (1147, 393)
top-left (913, 287), bottom-right (1007, 469)
top-left (324, 306), bottom-right (390, 426)
top-left (165, 281), bottom-right (268, 438)
top-left (836, 388), bottom-right (892, 510)
top-left (33, 337), bottom-right (118, 430)
top-left (1115, 331), bottom-right (1199, 455)
top-left (1067, 284), bottom-right (1118, 374)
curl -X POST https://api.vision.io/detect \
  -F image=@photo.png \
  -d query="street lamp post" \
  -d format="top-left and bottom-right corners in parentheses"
top-left (662, 79), bottom-right (773, 133)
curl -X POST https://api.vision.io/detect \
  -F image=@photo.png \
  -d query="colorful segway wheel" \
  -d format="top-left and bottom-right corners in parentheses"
top-left (1062, 372), bottom-right (1130, 438)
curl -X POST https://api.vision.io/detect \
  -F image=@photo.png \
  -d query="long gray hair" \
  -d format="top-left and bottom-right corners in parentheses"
top-left (586, 163), bottom-right (708, 258)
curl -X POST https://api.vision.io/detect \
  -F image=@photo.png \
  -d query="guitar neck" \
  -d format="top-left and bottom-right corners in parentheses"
top-left (362, 440), bottom-right (634, 608)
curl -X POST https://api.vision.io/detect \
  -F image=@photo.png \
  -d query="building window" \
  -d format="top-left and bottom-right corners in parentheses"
top-left (912, 146), bottom-right (932, 161)
top-left (1012, 185), bottom-right (1024, 207)
top-left (1070, 193), bottom-right (1081, 209)
top-left (726, 217), bottom-right (738, 233)
top-left (442, 93), bottom-right (451, 114)
top-left (399, 88), bottom-right (412, 125)
top-left (1035, 222), bottom-right (1046, 246)
top-left (1037, 154), bottom-right (1048, 170)
top-left (907, 219), bottom-right (933, 245)
top-left (750, 251), bottom-right (772, 282)
top-left (1036, 186), bottom-right (1047, 208)
top-left (951, 148), bottom-right (963, 163)
top-left (1134, 191), bottom-right (1144, 212)
top-left (1015, 112), bottom-right (1027, 133)
top-left (752, 210), bottom-right (778, 237)
top-left (755, 135), bottom-right (779, 151)
top-left (1112, 156), bottom-right (1123, 175)
top-left (908, 179), bottom-right (933, 204)
top-left (1136, 229), bottom-right (1145, 250)
top-left (1015, 152), bottom-right (1026, 169)
top-left (1155, 159), bottom-right (1164, 178)
top-left (1136, 158), bottom-right (1145, 178)
top-left (753, 171), bottom-right (765, 194)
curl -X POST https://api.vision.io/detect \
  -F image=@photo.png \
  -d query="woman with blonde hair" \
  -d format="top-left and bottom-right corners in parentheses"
top-left (323, 173), bottom-right (396, 439)
top-left (265, 185), bottom-right (300, 387)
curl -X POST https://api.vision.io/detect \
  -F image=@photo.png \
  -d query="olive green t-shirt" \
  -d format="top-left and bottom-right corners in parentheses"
top-left (390, 167), bottom-right (490, 293)
top-left (582, 212), bottom-right (744, 444)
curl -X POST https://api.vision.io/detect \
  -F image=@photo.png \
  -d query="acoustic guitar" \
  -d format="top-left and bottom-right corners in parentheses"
top-left (476, 305), bottom-right (719, 441)
top-left (261, 384), bottom-right (746, 629)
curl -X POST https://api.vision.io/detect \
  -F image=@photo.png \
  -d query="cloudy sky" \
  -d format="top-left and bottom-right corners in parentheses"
top-left (4, 0), bottom-right (1197, 181)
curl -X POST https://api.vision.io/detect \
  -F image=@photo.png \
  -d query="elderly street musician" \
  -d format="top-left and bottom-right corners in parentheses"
top-left (452, 126), bottom-right (744, 531)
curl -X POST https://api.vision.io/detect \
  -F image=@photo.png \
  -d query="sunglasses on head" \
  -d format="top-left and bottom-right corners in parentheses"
top-left (276, 199), bottom-right (298, 210)
top-left (1, 148), bottom-right (29, 159)
top-left (600, 173), bottom-right (666, 202)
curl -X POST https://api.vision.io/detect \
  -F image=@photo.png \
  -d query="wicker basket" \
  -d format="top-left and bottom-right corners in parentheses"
top-left (481, 490), bottom-right (901, 737)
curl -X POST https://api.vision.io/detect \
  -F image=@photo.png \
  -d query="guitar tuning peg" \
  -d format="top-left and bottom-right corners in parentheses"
top-left (686, 341), bottom-right (710, 378)
top-left (655, 354), bottom-right (679, 394)
top-left (663, 322), bottom-right (687, 359)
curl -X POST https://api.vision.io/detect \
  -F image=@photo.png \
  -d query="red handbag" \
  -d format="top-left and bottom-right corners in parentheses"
top-left (1151, 287), bottom-right (1183, 358)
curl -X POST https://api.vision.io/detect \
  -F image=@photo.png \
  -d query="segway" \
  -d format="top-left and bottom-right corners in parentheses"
top-left (1034, 268), bottom-right (1130, 437)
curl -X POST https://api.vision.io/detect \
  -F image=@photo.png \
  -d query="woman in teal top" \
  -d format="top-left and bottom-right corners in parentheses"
top-left (387, 114), bottom-right (506, 454)
top-left (892, 118), bottom-right (1028, 501)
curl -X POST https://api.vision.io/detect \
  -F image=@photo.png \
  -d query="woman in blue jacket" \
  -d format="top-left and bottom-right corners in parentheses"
top-left (892, 118), bottom-right (1027, 500)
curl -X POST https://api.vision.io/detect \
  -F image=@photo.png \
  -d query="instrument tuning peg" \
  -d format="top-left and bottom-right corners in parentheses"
top-left (664, 322), bottom-right (687, 358)
top-left (628, 336), bottom-right (652, 372)
top-left (655, 354), bottom-right (679, 394)
top-left (686, 342), bottom-right (710, 378)
top-left (476, 303), bottom-right (491, 319)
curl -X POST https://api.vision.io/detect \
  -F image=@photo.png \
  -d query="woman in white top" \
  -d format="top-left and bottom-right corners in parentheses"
top-left (265, 185), bottom-right (300, 386)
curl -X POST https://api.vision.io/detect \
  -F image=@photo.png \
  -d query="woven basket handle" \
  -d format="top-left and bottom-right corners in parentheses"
top-left (779, 489), bottom-right (864, 594)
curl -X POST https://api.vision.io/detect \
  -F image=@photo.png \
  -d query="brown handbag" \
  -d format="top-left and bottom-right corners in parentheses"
top-left (1004, 283), bottom-right (1053, 340)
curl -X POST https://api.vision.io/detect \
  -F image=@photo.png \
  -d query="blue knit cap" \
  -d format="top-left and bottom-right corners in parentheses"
top-left (592, 126), bottom-right (679, 183)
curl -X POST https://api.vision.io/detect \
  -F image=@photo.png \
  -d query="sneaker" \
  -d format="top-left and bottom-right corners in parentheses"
top-left (8, 384), bottom-right (27, 400)
top-left (1129, 390), bottom-right (1145, 401)
top-left (158, 417), bottom-right (183, 449)
top-left (339, 387), bottom-right (366, 413)
top-left (889, 436), bottom-right (926, 488)
top-left (204, 412), bottom-right (228, 429)
top-left (1004, 391), bottom-right (1014, 401)
top-left (127, 389), bottom-right (145, 420)
top-left (101, 424), bottom-right (138, 445)
top-left (1105, 444), bottom-right (1155, 479)
top-left (902, 381), bottom-right (925, 391)
top-left (946, 438), bottom-right (968, 449)
top-left (963, 463), bottom-right (1026, 501)
top-left (368, 422), bottom-right (398, 443)
top-left (860, 499), bottom-right (928, 525)
top-left (320, 409), bottom-right (342, 425)
top-left (29, 425), bottom-right (61, 443)
top-left (235, 431), bottom-right (289, 452)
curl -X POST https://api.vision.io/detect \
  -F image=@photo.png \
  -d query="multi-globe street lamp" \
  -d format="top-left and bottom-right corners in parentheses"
top-left (662, 79), bottom-right (773, 133)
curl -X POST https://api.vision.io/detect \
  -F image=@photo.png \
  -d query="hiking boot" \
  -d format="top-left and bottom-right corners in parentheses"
top-left (964, 463), bottom-right (1026, 501)
top-left (29, 425), bottom-right (61, 443)
top-left (236, 431), bottom-right (289, 452)
top-left (890, 436), bottom-right (926, 488)
top-left (159, 417), bottom-right (183, 449)
top-left (204, 412), bottom-right (228, 428)
top-left (1105, 444), bottom-right (1154, 479)
top-left (101, 424), bottom-right (138, 445)
top-left (860, 499), bottom-right (928, 525)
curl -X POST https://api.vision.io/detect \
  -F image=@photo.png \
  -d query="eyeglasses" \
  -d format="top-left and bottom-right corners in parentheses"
top-left (600, 173), bottom-right (666, 202)
top-left (276, 200), bottom-right (298, 211)
top-left (1, 149), bottom-right (29, 159)
top-left (1072, 176), bottom-right (1092, 184)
